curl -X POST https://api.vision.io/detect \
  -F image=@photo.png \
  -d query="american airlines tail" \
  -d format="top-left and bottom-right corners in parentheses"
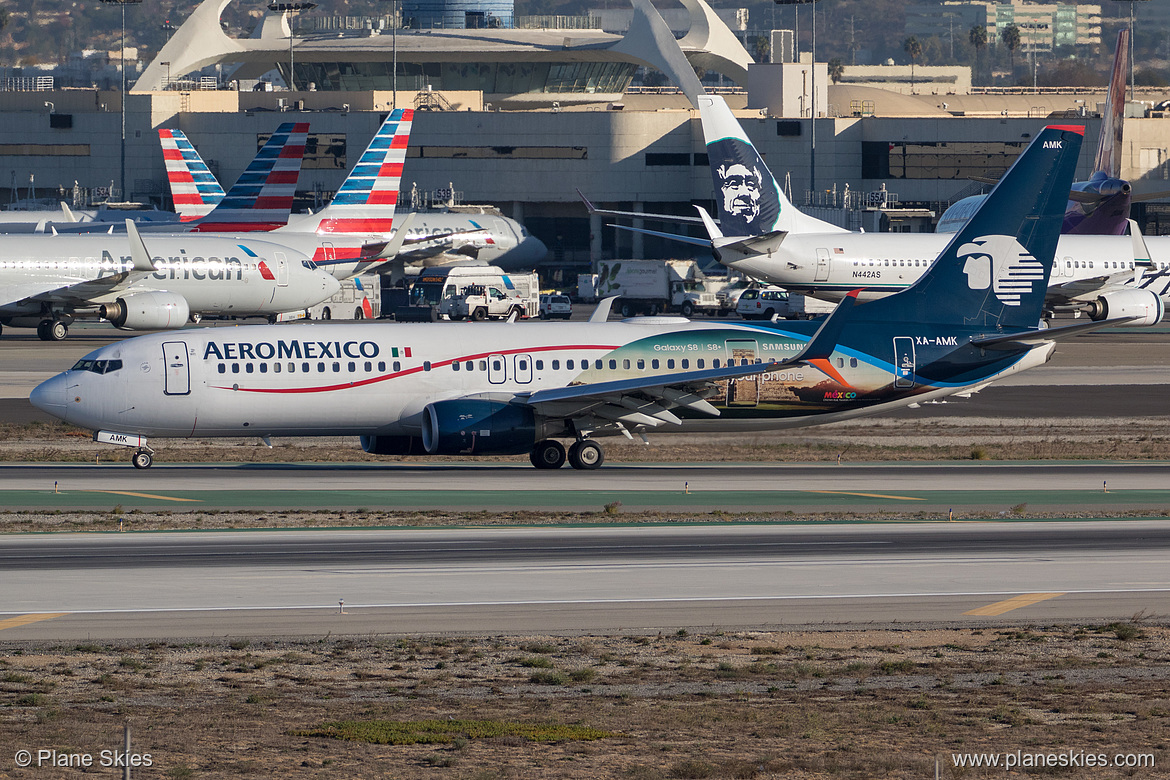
top-left (159, 130), bottom-right (226, 220)
top-left (698, 94), bottom-right (847, 237)
top-left (283, 108), bottom-right (413, 237)
top-left (190, 122), bottom-right (309, 232)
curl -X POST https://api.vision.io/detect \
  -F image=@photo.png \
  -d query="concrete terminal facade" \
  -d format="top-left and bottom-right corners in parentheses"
top-left (1, 0), bottom-right (1169, 269)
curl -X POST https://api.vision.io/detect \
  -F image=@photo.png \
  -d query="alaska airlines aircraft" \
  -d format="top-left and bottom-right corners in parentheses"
top-left (160, 118), bottom-right (547, 271)
top-left (33, 126), bottom-right (1121, 469)
top-left (602, 93), bottom-right (1167, 324)
top-left (936, 30), bottom-right (1170, 236)
top-left (0, 222), bottom-right (339, 340)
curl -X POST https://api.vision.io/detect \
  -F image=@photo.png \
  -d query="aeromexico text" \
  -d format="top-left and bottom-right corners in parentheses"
top-left (96, 251), bottom-right (254, 281)
top-left (204, 340), bottom-right (381, 361)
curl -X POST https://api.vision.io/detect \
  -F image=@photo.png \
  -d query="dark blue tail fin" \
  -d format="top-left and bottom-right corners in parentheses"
top-left (865, 125), bottom-right (1084, 330)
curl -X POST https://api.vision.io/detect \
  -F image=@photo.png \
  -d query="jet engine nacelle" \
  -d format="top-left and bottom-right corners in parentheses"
top-left (421, 399), bottom-right (538, 455)
top-left (359, 435), bottom-right (426, 456)
top-left (1086, 288), bottom-right (1165, 327)
top-left (100, 292), bottom-right (191, 330)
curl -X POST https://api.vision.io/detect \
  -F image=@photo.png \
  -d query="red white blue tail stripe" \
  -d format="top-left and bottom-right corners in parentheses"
top-left (159, 129), bottom-right (226, 220)
top-left (310, 109), bottom-right (412, 235)
top-left (191, 122), bottom-right (309, 232)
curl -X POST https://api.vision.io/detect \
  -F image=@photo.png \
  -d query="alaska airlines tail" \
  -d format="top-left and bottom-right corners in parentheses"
top-left (159, 129), bottom-right (226, 220)
top-left (189, 122), bottom-right (309, 232)
top-left (867, 125), bottom-right (1084, 331)
top-left (698, 94), bottom-right (846, 237)
top-left (283, 108), bottom-right (413, 236)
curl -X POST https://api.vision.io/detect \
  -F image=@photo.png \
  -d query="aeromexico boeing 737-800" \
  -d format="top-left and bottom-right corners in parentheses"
top-left (33, 126), bottom-right (1125, 469)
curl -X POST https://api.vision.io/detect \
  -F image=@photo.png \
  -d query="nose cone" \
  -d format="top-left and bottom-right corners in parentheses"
top-left (30, 374), bottom-right (69, 421)
top-left (521, 234), bottom-right (548, 264)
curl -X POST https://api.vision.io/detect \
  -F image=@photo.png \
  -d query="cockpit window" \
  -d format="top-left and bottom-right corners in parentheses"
top-left (71, 358), bottom-right (123, 375)
top-left (302, 260), bottom-right (318, 270)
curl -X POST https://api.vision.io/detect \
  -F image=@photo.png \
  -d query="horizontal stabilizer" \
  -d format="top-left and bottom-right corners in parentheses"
top-left (971, 317), bottom-right (1138, 349)
top-left (578, 188), bottom-right (707, 225)
top-left (608, 223), bottom-right (713, 248)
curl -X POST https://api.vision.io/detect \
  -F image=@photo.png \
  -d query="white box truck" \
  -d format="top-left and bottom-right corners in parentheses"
top-left (594, 259), bottom-right (720, 317)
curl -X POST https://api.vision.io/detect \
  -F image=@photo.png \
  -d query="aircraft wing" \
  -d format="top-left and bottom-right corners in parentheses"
top-left (1046, 272), bottom-right (1137, 302)
top-left (517, 359), bottom-right (787, 428)
top-left (6, 269), bottom-right (153, 308)
top-left (2, 220), bottom-right (157, 308)
top-left (516, 292), bottom-right (861, 428)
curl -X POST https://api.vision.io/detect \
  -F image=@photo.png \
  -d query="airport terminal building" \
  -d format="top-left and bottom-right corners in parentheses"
top-left (2, 0), bottom-right (1170, 275)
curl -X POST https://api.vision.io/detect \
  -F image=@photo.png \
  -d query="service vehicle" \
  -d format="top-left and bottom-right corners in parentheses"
top-left (539, 293), bottom-right (572, 319)
top-left (594, 259), bottom-right (720, 317)
top-left (736, 287), bottom-right (836, 320)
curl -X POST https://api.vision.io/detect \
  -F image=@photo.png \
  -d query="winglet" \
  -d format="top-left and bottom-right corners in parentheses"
top-left (373, 212), bottom-right (417, 260)
top-left (576, 187), bottom-right (599, 215)
top-left (791, 290), bottom-right (862, 363)
top-left (125, 219), bottom-right (157, 272)
top-left (59, 202), bottom-right (77, 223)
top-left (1128, 219), bottom-right (1153, 276)
top-left (695, 205), bottom-right (724, 240)
top-left (590, 296), bottom-right (618, 323)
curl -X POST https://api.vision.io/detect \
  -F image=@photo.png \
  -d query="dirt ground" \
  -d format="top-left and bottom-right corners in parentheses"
top-left (4, 416), bottom-right (1170, 777)
top-left (2, 625), bottom-right (1169, 779)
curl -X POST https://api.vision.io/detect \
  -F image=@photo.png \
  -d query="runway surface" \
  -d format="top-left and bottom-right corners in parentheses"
top-left (2, 521), bottom-right (1169, 640)
top-left (2, 461), bottom-right (1170, 512)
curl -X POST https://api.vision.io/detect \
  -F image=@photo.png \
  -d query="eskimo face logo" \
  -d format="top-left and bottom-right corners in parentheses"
top-left (716, 162), bottom-right (762, 224)
top-left (958, 235), bottom-right (1046, 306)
top-left (706, 138), bottom-right (781, 238)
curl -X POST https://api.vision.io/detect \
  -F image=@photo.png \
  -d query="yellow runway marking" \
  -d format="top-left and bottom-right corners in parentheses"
top-left (806, 490), bottom-right (925, 501)
top-left (0, 613), bottom-right (69, 631)
top-left (964, 592), bottom-right (1065, 616)
top-left (83, 490), bottom-right (201, 503)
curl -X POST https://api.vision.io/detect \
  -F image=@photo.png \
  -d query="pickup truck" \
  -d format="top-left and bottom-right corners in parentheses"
top-left (447, 284), bottom-right (529, 321)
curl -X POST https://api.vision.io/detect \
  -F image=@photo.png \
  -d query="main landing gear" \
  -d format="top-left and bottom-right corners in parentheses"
top-left (529, 439), bottom-right (605, 470)
top-left (131, 449), bottom-right (153, 469)
top-left (36, 319), bottom-right (68, 341)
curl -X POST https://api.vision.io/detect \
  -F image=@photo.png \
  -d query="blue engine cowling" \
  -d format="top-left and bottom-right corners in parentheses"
top-left (421, 399), bottom-right (537, 455)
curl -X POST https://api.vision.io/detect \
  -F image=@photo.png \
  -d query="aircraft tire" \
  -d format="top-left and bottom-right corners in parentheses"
top-left (568, 440), bottom-right (604, 470)
top-left (529, 439), bottom-right (567, 469)
top-left (131, 450), bottom-right (153, 470)
top-left (38, 320), bottom-right (68, 341)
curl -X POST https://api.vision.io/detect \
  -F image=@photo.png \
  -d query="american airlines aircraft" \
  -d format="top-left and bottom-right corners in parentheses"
top-left (0, 220), bottom-right (339, 340)
top-left (33, 126), bottom-right (1124, 469)
top-left (603, 93), bottom-right (1167, 325)
top-left (11, 123), bottom-right (310, 237)
top-left (160, 119), bottom-right (547, 271)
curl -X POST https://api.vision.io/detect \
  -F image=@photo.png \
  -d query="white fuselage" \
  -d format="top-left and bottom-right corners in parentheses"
top-left (0, 234), bottom-right (339, 319)
top-left (726, 232), bottom-right (1170, 302)
top-left (32, 319), bottom-right (1050, 443)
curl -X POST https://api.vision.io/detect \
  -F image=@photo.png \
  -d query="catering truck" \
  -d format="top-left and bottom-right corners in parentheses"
top-left (594, 259), bottom-right (720, 317)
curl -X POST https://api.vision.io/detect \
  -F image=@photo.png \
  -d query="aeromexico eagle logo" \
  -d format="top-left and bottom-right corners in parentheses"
top-left (958, 235), bottom-right (1046, 306)
top-left (707, 138), bottom-right (781, 238)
